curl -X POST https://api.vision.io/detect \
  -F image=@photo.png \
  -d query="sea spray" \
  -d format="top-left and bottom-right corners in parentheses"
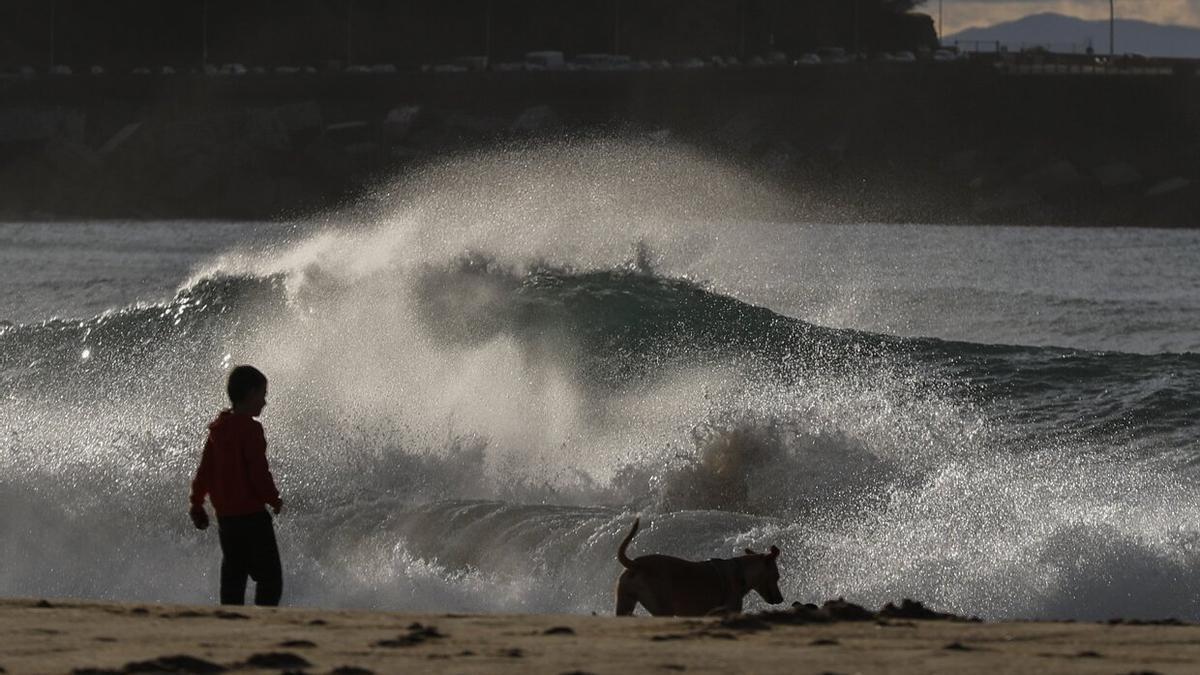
top-left (2, 141), bottom-right (1200, 619)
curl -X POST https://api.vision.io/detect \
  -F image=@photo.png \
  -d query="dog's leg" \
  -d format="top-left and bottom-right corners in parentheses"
top-left (615, 575), bottom-right (638, 616)
top-left (615, 592), bottom-right (637, 616)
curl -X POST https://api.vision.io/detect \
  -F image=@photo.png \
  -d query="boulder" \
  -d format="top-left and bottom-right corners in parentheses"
top-left (443, 112), bottom-right (507, 136)
top-left (939, 149), bottom-right (978, 176)
top-left (239, 109), bottom-right (291, 150)
top-left (972, 185), bottom-right (1041, 214)
top-left (1145, 176), bottom-right (1191, 197)
top-left (99, 122), bottom-right (143, 156)
top-left (274, 101), bottom-right (323, 137)
top-left (1021, 159), bottom-right (1086, 195)
top-left (646, 128), bottom-right (672, 143)
top-left (41, 138), bottom-right (102, 178)
top-left (0, 106), bottom-right (85, 144)
top-left (509, 105), bottom-right (559, 134)
top-left (304, 136), bottom-right (355, 179)
top-left (716, 112), bottom-right (765, 152)
top-left (760, 141), bottom-right (799, 175)
top-left (156, 119), bottom-right (218, 160)
top-left (382, 105), bottom-right (421, 142)
top-left (325, 120), bottom-right (371, 146)
top-left (1092, 161), bottom-right (1142, 187)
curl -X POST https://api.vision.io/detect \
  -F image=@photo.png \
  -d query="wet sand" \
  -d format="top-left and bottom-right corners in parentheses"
top-left (1, 598), bottom-right (1197, 674)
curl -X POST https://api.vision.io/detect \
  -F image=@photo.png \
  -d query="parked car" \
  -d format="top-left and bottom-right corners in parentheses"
top-left (672, 57), bottom-right (706, 70)
top-left (570, 54), bottom-right (633, 71)
top-left (453, 56), bottom-right (487, 71)
top-left (525, 51), bottom-right (565, 70)
top-left (764, 51), bottom-right (789, 66)
top-left (817, 47), bottom-right (850, 64)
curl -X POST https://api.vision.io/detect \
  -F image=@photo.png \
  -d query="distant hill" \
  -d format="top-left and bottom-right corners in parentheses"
top-left (945, 12), bottom-right (1200, 58)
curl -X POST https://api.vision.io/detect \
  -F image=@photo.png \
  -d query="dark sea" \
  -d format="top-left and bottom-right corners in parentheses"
top-left (2, 145), bottom-right (1198, 620)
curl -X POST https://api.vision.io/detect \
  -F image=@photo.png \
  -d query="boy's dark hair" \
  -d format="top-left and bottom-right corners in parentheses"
top-left (227, 365), bottom-right (267, 405)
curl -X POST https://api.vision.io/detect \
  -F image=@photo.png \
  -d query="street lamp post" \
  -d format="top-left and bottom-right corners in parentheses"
top-left (938, 0), bottom-right (943, 44)
top-left (1109, 0), bottom-right (1115, 58)
top-left (613, 0), bottom-right (621, 55)
top-left (484, 0), bottom-right (493, 67)
top-left (201, 0), bottom-right (209, 69)
top-left (49, 0), bottom-right (56, 68)
top-left (346, 0), bottom-right (354, 67)
top-left (739, 0), bottom-right (746, 60)
top-left (852, 0), bottom-right (861, 56)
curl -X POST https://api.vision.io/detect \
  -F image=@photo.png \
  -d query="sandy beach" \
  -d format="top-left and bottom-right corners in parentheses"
top-left (1, 598), bottom-right (1197, 674)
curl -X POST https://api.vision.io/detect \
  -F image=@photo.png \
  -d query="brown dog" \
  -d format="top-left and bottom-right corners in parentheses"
top-left (614, 517), bottom-right (784, 616)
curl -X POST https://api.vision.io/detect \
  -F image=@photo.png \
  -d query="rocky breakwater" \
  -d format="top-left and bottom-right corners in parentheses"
top-left (0, 100), bottom-right (330, 219)
top-left (0, 94), bottom-right (572, 220)
top-left (0, 67), bottom-right (1196, 225)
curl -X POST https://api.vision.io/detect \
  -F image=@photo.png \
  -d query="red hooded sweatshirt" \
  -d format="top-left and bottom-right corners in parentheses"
top-left (190, 410), bottom-right (281, 517)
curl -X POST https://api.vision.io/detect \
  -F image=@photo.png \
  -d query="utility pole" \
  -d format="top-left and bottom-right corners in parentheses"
top-left (613, 0), bottom-right (621, 55)
top-left (738, 0), bottom-right (746, 60)
top-left (484, 0), bottom-right (493, 66)
top-left (1109, 0), bottom-right (1115, 58)
top-left (49, 0), bottom-right (56, 68)
top-left (201, 0), bottom-right (209, 69)
top-left (345, 0), bottom-right (356, 67)
top-left (852, 0), bottom-right (860, 56)
top-left (939, 0), bottom-right (944, 44)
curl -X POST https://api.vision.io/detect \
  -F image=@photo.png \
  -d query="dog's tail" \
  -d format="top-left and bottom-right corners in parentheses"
top-left (617, 517), bottom-right (640, 569)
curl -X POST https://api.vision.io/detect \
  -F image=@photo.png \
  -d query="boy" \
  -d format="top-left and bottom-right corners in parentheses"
top-left (189, 365), bottom-right (284, 606)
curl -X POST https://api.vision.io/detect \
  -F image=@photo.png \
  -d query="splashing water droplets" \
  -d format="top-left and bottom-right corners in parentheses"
top-left (1, 140), bottom-right (1198, 619)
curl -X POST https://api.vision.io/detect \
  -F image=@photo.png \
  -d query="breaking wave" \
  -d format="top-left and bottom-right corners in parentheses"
top-left (2, 141), bottom-right (1200, 620)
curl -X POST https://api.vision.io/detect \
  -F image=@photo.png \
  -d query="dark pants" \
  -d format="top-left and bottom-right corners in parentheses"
top-left (216, 510), bottom-right (282, 606)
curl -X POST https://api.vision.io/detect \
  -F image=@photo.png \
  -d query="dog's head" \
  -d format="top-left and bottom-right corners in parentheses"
top-left (742, 545), bottom-right (784, 604)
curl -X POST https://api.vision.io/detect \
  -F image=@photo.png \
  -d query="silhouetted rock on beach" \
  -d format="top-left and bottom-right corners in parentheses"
top-left (5, 598), bottom-right (1200, 674)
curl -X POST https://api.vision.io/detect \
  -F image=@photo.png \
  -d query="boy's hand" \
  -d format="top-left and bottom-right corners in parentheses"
top-left (189, 505), bottom-right (209, 530)
top-left (272, 500), bottom-right (283, 515)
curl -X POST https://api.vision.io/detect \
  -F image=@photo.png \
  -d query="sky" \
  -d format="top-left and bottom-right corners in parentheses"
top-left (938, 0), bottom-right (1200, 35)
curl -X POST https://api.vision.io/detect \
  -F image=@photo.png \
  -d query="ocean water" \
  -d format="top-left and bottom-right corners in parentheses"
top-left (1, 142), bottom-right (1199, 620)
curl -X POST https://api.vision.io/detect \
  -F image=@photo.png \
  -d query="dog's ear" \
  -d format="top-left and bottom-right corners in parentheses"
top-left (744, 548), bottom-right (757, 555)
top-left (768, 546), bottom-right (780, 559)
